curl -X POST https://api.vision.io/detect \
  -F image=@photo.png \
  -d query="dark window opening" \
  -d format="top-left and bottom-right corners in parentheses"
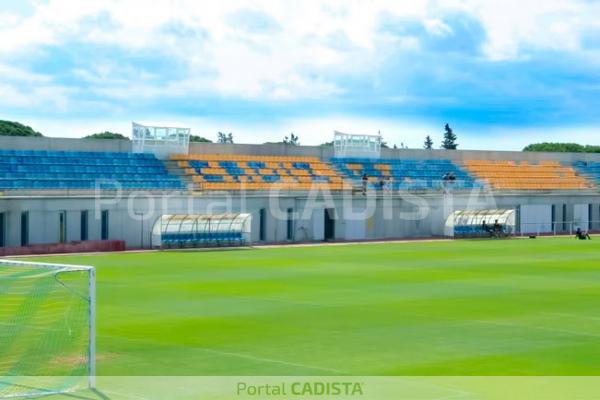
top-left (0, 212), bottom-right (5, 247)
top-left (286, 208), bottom-right (294, 241)
top-left (20, 212), bottom-right (29, 246)
top-left (59, 211), bottom-right (67, 243)
top-left (259, 209), bottom-right (266, 241)
top-left (101, 210), bottom-right (109, 240)
top-left (81, 210), bottom-right (89, 241)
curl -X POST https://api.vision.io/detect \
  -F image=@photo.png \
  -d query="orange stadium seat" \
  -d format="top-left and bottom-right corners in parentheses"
top-left (171, 153), bottom-right (352, 191)
top-left (463, 160), bottom-right (593, 190)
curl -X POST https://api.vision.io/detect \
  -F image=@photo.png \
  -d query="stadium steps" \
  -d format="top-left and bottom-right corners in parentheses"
top-left (163, 160), bottom-right (197, 190)
top-left (575, 173), bottom-right (600, 191)
top-left (572, 162), bottom-right (600, 189)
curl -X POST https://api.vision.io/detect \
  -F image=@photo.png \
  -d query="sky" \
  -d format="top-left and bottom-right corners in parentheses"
top-left (0, 0), bottom-right (599, 150)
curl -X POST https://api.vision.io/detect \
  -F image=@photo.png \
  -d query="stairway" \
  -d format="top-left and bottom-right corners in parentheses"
top-left (163, 160), bottom-right (199, 191)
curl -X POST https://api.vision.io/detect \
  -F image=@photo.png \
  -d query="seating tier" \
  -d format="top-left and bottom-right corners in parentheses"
top-left (171, 154), bottom-right (352, 191)
top-left (331, 158), bottom-right (479, 190)
top-left (574, 161), bottom-right (600, 187)
top-left (464, 160), bottom-right (592, 190)
top-left (0, 149), bottom-right (185, 190)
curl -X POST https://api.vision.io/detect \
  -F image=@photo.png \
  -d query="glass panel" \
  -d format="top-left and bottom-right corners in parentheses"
top-left (179, 216), bottom-right (195, 234)
top-left (197, 219), bottom-right (209, 234)
top-left (164, 216), bottom-right (182, 233)
top-left (157, 213), bottom-right (251, 238)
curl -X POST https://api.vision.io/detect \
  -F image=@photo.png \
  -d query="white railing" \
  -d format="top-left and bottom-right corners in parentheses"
top-left (517, 220), bottom-right (600, 236)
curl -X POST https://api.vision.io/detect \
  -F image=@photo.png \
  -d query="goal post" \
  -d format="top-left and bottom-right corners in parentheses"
top-left (0, 259), bottom-right (95, 398)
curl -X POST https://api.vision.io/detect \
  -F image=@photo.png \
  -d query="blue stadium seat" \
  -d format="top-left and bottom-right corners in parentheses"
top-left (0, 150), bottom-right (184, 190)
top-left (574, 162), bottom-right (600, 186)
top-left (330, 158), bottom-right (480, 191)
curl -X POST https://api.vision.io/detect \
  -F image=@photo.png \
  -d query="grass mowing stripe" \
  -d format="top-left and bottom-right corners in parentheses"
top-left (15, 237), bottom-right (600, 376)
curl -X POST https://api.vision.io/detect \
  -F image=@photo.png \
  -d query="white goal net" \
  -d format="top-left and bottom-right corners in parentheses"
top-left (0, 259), bottom-right (95, 398)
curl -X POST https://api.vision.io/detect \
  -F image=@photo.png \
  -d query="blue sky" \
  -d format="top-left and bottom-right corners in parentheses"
top-left (0, 0), bottom-right (599, 149)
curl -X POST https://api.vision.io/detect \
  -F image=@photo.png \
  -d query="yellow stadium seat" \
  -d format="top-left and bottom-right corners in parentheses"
top-left (170, 153), bottom-right (351, 191)
top-left (464, 160), bottom-right (593, 190)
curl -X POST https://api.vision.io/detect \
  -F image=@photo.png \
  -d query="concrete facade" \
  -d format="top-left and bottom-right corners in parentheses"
top-left (1, 190), bottom-right (599, 248)
top-left (4, 135), bottom-right (600, 164)
top-left (189, 142), bottom-right (600, 164)
top-left (0, 136), bottom-right (132, 153)
top-left (1, 136), bottom-right (600, 248)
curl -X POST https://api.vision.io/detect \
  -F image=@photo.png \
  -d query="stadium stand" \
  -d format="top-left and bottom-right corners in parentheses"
top-left (330, 158), bottom-right (480, 190)
top-left (573, 161), bottom-right (600, 186)
top-left (464, 160), bottom-right (592, 190)
top-left (0, 149), bottom-right (185, 190)
top-left (170, 154), bottom-right (352, 191)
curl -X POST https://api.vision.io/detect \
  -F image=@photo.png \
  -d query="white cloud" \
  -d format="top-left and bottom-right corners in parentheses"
top-left (467, 0), bottom-right (600, 60)
top-left (0, 63), bottom-right (51, 83)
top-left (2, 0), bottom-right (597, 104)
top-left (423, 19), bottom-right (453, 37)
top-left (4, 2), bottom-right (600, 89)
top-left (1, 0), bottom-right (599, 146)
top-left (0, 82), bottom-right (74, 110)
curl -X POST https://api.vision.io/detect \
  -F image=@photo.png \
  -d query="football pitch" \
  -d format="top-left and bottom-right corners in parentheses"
top-left (26, 236), bottom-right (600, 377)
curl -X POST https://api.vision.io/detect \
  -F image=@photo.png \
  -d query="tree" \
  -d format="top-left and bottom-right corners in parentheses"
top-left (424, 135), bottom-right (433, 149)
top-left (523, 142), bottom-right (600, 153)
top-left (189, 135), bottom-right (212, 143)
top-left (441, 123), bottom-right (458, 150)
top-left (84, 131), bottom-right (128, 140)
top-left (0, 120), bottom-right (43, 137)
top-left (217, 132), bottom-right (234, 143)
top-left (283, 133), bottom-right (299, 145)
top-left (320, 141), bottom-right (334, 146)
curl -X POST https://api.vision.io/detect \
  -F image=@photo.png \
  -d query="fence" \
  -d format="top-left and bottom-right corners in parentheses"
top-left (517, 221), bottom-right (600, 237)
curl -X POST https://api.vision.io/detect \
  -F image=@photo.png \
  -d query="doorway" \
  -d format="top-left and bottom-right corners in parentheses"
top-left (324, 208), bottom-right (335, 240)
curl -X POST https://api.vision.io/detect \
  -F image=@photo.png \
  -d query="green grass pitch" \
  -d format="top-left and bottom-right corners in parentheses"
top-left (24, 237), bottom-right (600, 376)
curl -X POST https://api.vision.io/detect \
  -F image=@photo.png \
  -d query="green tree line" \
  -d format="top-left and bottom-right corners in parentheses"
top-left (523, 143), bottom-right (600, 153)
top-left (3, 119), bottom-right (598, 153)
top-left (0, 120), bottom-right (43, 137)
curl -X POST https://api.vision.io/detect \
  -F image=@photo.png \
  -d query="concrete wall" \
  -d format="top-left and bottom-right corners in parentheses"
top-left (188, 142), bottom-right (336, 159)
top-left (2, 135), bottom-right (600, 248)
top-left (2, 191), bottom-right (600, 248)
top-left (0, 136), bottom-right (132, 152)
top-left (3, 135), bottom-right (600, 164)
top-left (188, 142), bottom-right (600, 163)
